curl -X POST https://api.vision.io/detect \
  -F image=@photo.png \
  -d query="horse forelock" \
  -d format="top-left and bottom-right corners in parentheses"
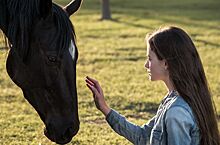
top-left (7, 0), bottom-right (41, 62)
top-left (7, 0), bottom-right (40, 18)
top-left (7, 1), bottom-right (76, 63)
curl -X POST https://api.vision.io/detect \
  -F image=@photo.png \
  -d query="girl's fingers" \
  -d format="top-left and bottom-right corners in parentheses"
top-left (86, 76), bottom-right (99, 86)
top-left (86, 83), bottom-right (99, 96)
top-left (86, 79), bottom-right (100, 93)
top-left (86, 76), bottom-right (103, 93)
top-left (85, 78), bottom-right (95, 86)
top-left (86, 83), bottom-right (93, 91)
top-left (86, 83), bottom-right (95, 92)
top-left (86, 76), bottom-right (97, 83)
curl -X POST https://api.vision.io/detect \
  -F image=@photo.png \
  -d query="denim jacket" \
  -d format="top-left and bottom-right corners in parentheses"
top-left (106, 91), bottom-right (200, 145)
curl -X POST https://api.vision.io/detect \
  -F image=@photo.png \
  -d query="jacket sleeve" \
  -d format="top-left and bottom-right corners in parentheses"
top-left (165, 106), bottom-right (195, 145)
top-left (106, 109), bottom-right (155, 145)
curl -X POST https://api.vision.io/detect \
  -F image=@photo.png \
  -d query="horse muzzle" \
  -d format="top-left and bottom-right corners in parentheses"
top-left (44, 122), bottom-right (79, 144)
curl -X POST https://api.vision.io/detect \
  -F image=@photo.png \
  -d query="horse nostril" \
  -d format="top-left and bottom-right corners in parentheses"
top-left (62, 125), bottom-right (79, 140)
top-left (44, 125), bottom-right (56, 142)
top-left (63, 127), bottom-right (73, 139)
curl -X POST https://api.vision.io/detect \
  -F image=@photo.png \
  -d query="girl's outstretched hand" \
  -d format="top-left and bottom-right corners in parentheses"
top-left (85, 76), bottom-right (111, 116)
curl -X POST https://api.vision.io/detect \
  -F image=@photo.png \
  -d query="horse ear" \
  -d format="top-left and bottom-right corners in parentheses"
top-left (39, 0), bottom-right (52, 18)
top-left (64, 0), bottom-right (83, 16)
top-left (0, 0), bottom-right (8, 34)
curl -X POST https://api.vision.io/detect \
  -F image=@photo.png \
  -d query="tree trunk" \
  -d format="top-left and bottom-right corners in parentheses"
top-left (101, 0), bottom-right (111, 20)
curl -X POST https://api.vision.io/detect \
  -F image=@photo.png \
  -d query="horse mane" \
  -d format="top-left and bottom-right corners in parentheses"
top-left (7, 0), bottom-right (76, 62)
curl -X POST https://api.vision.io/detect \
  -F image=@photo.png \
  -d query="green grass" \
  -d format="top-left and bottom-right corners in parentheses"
top-left (0, 0), bottom-right (220, 144)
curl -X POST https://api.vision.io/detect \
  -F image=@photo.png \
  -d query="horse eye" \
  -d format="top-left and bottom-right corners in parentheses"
top-left (47, 56), bottom-right (57, 62)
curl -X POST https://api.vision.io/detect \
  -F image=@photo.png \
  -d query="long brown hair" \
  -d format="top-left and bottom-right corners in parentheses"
top-left (146, 26), bottom-right (220, 145)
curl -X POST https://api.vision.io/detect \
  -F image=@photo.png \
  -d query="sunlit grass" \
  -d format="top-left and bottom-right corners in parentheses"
top-left (0, 0), bottom-right (220, 144)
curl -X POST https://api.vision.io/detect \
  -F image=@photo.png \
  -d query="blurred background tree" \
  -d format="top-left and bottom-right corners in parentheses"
top-left (101, 0), bottom-right (111, 20)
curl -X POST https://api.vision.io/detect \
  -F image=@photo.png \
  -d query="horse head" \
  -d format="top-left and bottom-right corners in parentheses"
top-left (0, 0), bottom-right (82, 144)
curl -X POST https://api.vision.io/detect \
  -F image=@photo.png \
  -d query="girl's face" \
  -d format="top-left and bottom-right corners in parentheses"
top-left (144, 48), bottom-right (168, 81)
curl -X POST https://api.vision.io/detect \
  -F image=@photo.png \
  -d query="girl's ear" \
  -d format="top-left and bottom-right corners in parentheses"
top-left (163, 60), bottom-right (168, 70)
top-left (39, 0), bottom-right (52, 18)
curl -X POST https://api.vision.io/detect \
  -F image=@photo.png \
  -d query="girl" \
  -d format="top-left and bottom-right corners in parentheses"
top-left (85, 26), bottom-right (220, 145)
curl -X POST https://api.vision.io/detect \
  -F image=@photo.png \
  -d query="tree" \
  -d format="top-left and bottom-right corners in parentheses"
top-left (101, 0), bottom-right (111, 20)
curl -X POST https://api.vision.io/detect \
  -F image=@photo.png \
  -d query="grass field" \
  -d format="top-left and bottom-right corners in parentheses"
top-left (0, 0), bottom-right (220, 144)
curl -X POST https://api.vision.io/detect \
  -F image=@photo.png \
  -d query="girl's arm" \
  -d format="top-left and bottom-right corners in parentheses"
top-left (165, 106), bottom-right (198, 145)
top-left (85, 76), bottom-right (154, 144)
top-left (106, 109), bottom-right (155, 144)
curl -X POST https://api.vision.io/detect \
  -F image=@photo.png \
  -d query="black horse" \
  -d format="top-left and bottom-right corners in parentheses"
top-left (0, 0), bottom-right (82, 144)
